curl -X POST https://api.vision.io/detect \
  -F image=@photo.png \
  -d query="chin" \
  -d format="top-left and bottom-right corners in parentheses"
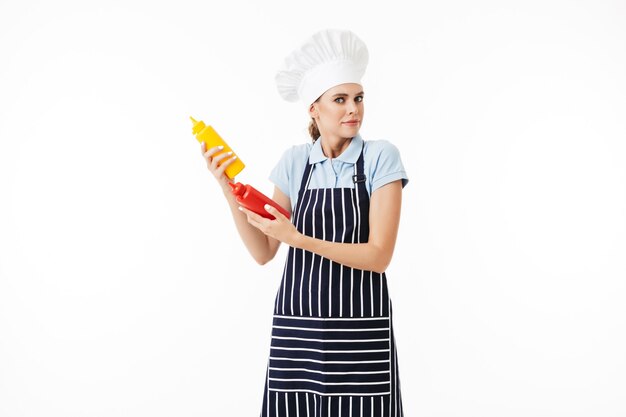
top-left (340, 126), bottom-right (360, 135)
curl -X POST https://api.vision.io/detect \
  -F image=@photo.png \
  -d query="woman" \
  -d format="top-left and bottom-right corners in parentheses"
top-left (201, 29), bottom-right (408, 417)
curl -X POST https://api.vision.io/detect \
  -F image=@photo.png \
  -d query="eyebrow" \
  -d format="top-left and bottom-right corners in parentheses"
top-left (331, 91), bottom-right (365, 97)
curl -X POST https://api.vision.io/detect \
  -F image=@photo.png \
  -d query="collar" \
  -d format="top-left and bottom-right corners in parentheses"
top-left (308, 134), bottom-right (363, 165)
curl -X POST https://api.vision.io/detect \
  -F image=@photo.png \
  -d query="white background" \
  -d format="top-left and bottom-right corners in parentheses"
top-left (1, 0), bottom-right (625, 416)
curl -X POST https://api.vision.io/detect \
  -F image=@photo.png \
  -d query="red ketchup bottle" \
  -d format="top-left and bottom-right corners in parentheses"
top-left (228, 182), bottom-right (290, 220)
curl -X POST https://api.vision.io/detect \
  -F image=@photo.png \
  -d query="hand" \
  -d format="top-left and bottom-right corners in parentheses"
top-left (200, 142), bottom-right (238, 192)
top-left (238, 204), bottom-right (300, 246)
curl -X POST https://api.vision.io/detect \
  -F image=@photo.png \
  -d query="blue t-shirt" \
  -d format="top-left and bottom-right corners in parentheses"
top-left (269, 134), bottom-right (409, 211)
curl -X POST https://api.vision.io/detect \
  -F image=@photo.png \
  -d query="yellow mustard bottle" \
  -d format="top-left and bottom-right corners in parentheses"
top-left (190, 116), bottom-right (245, 179)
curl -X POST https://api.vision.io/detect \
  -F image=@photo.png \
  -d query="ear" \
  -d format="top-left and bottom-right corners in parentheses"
top-left (308, 102), bottom-right (319, 119)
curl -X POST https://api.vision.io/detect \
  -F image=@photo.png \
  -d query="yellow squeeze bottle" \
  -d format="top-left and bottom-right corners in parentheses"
top-left (190, 116), bottom-right (245, 179)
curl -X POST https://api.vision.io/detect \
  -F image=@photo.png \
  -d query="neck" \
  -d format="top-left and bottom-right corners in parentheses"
top-left (319, 134), bottom-right (354, 159)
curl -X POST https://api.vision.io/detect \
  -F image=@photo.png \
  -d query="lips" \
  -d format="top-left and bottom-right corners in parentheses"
top-left (342, 120), bottom-right (360, 125)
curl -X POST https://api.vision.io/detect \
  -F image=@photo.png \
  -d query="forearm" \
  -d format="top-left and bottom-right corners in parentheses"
top-left (291, 234), bottom-right (391, 274)
top-left (221, 188), bottom-right (273, 264)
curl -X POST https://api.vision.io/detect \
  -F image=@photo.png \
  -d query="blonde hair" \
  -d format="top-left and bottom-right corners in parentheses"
top-left (308, 118), bottom-right (320, 142)
top-left (308, 97), bottom-right (321, 142)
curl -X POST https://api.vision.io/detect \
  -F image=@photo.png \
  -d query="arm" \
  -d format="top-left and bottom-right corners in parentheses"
top-left (294, 180), bottom-right (402, 273)
top-left (264, 187), bottom-right (292, 261)
top-left (201, 142), bottom-right (290, 265)
top-left (240, 179), bottom-right (403, 273)
top-left (223, 185), bottom-right (291, 265)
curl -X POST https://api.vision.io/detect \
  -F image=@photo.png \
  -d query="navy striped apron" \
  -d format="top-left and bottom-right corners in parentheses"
top-left (261, 142), bottom-right (404, 417)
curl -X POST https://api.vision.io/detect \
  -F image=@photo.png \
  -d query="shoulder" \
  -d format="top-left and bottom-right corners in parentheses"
top-left (362, 138), bottom-right (409, 190)
top-left (271, 142), bottom-right (312, 174)
top-left (270, 141), bottom-right (312, 202)
top-left (363, 139), bottom-right (403, 162)
top-left (277, 142), bottom-right (313, 166)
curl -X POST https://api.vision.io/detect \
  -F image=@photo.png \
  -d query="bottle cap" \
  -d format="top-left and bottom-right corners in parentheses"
top-left (228, 181), bottom-right (242, 196)
top-left (190, 116), bottom-right (206, 135)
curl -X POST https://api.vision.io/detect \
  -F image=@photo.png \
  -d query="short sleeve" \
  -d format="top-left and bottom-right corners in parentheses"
top-left (268, 146), bottom-right (293, 199)
top-left (370, 140), bottom-right (409, 193)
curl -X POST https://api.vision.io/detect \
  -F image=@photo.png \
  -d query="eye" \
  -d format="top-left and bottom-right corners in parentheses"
top-left (334, 97), bottom-right (345, 103)
top-left (355, 95), bottom-right (364, 102)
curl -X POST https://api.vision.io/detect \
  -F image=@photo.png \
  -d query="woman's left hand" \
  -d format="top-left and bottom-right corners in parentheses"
top-left (239, 204), bottom-right (300, 246)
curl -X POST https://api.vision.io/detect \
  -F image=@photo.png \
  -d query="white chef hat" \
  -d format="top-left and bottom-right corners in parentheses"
top-left (275, 29), bottom-right (369, 106)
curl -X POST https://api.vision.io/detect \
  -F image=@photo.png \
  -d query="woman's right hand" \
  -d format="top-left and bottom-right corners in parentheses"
top-left (200, 141), bottom-right (238, 193)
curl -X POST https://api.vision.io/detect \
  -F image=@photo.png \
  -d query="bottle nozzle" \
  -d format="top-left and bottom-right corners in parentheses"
top-left (190, 116), bottom-right (206, 135)
top-left (228, 181), bottom-right (243, 196)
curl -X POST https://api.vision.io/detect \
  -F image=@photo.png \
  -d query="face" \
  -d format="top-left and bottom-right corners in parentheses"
top-left (309, 83), bottom-right (364, 140)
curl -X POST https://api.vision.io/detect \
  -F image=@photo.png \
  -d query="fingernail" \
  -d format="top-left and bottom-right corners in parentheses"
top-left (264, 204), bottom-right (271, 210)
top-left (238, 206), bottom-right (243, 211)
top-left (218, 145), bottom-right (224, 149)
top-left (227, 151), bottom-right (233, 155)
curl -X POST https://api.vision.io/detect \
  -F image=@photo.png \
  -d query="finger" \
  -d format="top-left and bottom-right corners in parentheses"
top-left (263, 204), bottom-right (284, 220)
top-left (240, 207), bottom-right (264, 229)
top-left (240, 206), bottom-right (266, 223)
top-left (248, 218), bottom-right (264, 231)
top-left (212, 151), bottom-right (233, 163)
top-left (238, 205), bottom-right (257, 219)
top-left (215, 155), bottom-right (238, 176)
top-left (213, 152), bottom-right (236, 168)
top-left (210, 152), bottom-right (232, 172)
top-left (204, 145), bottom-right (225, 158)
top-left (210, 152), bottom-right (232, 171)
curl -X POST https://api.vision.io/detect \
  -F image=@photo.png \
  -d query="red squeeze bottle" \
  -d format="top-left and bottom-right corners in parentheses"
top-left (229, 182), bottom-right (290, 220)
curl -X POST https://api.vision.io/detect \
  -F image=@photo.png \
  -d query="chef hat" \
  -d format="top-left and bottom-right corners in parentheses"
top-left (275, 29), bottom-right (369, 105)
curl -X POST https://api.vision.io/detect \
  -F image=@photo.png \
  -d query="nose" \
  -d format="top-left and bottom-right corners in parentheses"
top-left (347, 101), bottom-right (358, 115)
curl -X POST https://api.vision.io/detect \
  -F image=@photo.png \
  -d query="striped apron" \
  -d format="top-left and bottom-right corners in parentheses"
top-left (261, 142), bottom-right (404, 417)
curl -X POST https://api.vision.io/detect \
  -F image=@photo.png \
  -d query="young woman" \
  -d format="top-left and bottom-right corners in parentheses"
top-left (201, 29), bottom-right (408, 417)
